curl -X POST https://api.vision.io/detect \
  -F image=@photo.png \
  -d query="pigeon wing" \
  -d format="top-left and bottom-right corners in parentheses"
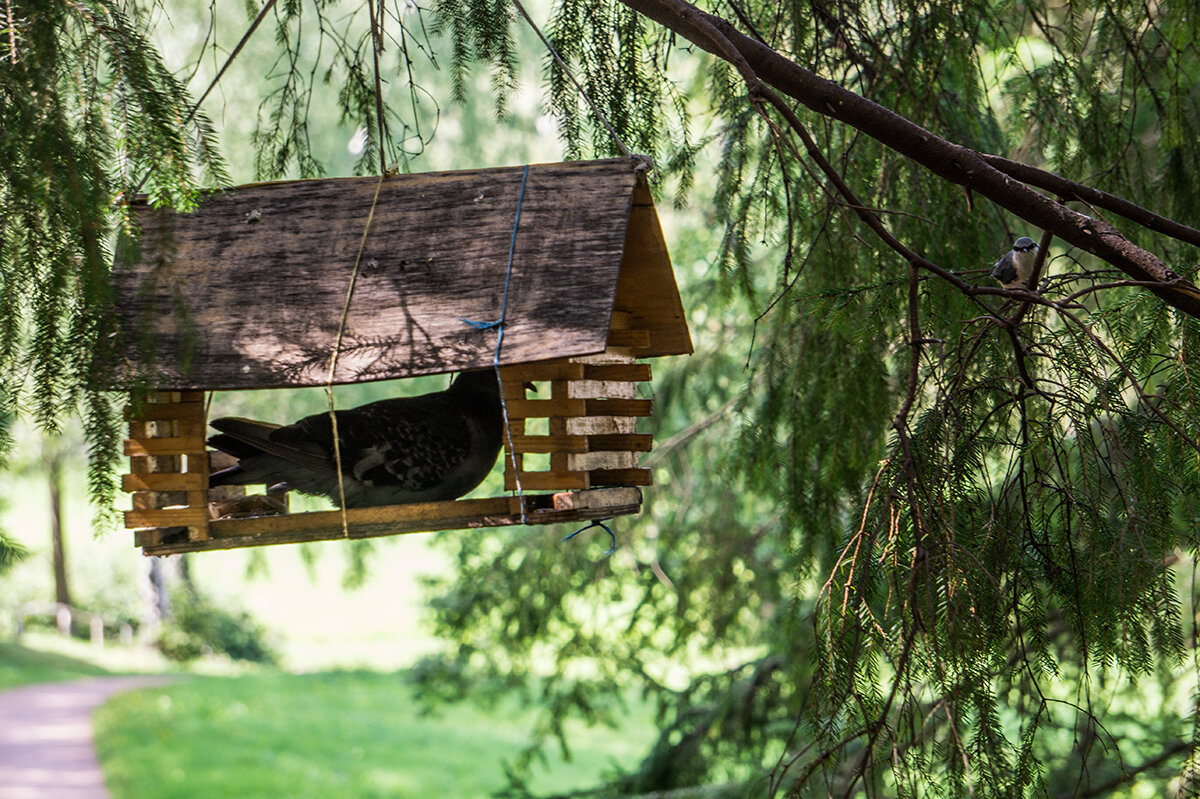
top-left (275, 396), bottom-right (476, 492)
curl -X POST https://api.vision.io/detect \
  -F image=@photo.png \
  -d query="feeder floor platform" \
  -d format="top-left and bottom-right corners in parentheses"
top-left (136, 486), bottom-right (642, 555)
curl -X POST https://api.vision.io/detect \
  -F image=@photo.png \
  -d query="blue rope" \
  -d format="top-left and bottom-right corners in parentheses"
top-left (462, 165), bottom-right (531, 523)
top-left (563, 519), bottom-right (618, 556)
top-left (461, 165), bottom-right (529, 333)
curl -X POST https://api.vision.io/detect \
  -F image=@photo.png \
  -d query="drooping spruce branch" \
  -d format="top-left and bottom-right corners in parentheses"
top-left (0, 0), bottom-right (228, 526)
top-left (616, 0), bottom-right (1200, 319)
top-left (411, 1), bottom-right (1200, 794)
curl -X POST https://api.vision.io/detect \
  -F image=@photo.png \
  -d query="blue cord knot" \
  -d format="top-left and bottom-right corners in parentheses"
top-left (460, 317), bottom-right (502, 330)
top-left (563, 519), bottom-right (617, 556)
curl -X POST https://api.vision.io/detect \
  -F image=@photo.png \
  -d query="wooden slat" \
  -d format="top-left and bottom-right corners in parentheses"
top-left (173, 420), bottom-right (205, 439)
top-left (551, 487), bottom-right (641, 512)
top-left (510, 434), bottom-right (588, 453)
top-left (104, 160), bottom-right (671, 391)
top-left (133, 529), bottom-right (163, 546)
top-left (125, 507), bottom-right (210, 528)
top-left (549, 377), bottom-right (571, 475)
top-left (182, 402), bottom-right (212, 540)
top-left (582, 363), bottom-right (651, 382)
top-left (504, 397), bottom-right (588, 419)
top-left (209, 494), bottom-right (288, 520)
top-left (124, 437), bottom-right (207, 456)
top-left (606, 329), bottom-right (651, 349)
top-left (503, 385), bottom-right (534, 402)
top-left (588, 468), bottom-right (653, 486)
top-left (501, 397), bottom-right (654, 419)
top-left (127, 421), bottom-right (179, 508)
top-left (587, 433), bottom-right (652, 452)
top-left (508, 433), bottom-right (652, 453)
top-left (131, 492), bottom-right (177, 511)
top-left (584, 398), bottom-right (653, 417)
top-left (505, 471), bottom-right (591, 491)
top-left (137, 488), bottom-right (642, 555)
top-left (123, 473), bottom-right (207, 492)
top-left (500, 361), bottom-right (586, 382)
top-left (133, 525), bottom-right (205, 547)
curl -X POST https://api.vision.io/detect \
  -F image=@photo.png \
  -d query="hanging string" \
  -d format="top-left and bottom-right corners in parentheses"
top-left (563, 518), bottom-right (618, 556)
top-left (325, 173), bottom-right (388, 538)
top-left (366, 0), bottom-right (389, 175)
top-left (322, 4), bottom-right (392, 538)
top-left (510, 0), bottom-right (647, 168)
top-left (462, 165), bottom-right (531, 523)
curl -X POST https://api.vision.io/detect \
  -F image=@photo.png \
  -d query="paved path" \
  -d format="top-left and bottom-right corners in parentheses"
top-left (0, 676), bottom-right (176, 799)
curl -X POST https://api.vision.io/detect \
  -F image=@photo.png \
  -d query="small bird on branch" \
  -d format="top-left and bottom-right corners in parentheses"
top-left (991, 236), bottom-right (1039, 289)
top-left (208, 370), bottom-right (505, 508)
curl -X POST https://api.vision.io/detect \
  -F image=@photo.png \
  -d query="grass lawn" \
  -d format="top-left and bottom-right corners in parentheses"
top-left (0, 630), bottom-right (188, 692)
top-left (95, 670), bottom-right (657, 798)
top-left (0, 638), bottom-right (115, 690)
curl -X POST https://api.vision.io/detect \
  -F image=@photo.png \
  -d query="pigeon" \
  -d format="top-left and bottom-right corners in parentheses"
top-left (207, 369), bottom-right (506, 508)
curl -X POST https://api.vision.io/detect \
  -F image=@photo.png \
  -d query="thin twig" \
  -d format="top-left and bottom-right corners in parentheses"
top-left (367, 0), bottom-right (388, 174)
top-left (511, 0), bottom-right (634, 158)
top-left (132, 0), bottom-right (280, 196)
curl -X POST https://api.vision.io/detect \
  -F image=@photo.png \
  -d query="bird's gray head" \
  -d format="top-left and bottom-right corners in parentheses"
top-left (1012, 237), bottom-right (1037, 253)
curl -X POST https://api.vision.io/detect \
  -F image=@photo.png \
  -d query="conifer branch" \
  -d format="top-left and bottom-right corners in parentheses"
top-left (615, 0), bottom-right (1200, 318)
top-left (981, 154), bottom-right (1200, 250)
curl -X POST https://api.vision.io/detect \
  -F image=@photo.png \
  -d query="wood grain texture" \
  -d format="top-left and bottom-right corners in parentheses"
top-left (125, 508), bottom-right (209, 527)
top-left (125, 400), bottom-right (205, 421)
top-left (137, 488), bottom-right (641, 555)
top-left (124, 394), bottom-right (211, 540)
top-left (613, 180), bottom-right (694, 357)
top-left (122, 473), bottom-right (206, 492)
top-left (106, 159), bottom-right (689, 390)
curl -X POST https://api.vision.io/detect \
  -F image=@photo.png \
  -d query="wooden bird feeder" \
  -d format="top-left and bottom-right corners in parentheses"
top-left (106, 159), bottom-right (692, 556)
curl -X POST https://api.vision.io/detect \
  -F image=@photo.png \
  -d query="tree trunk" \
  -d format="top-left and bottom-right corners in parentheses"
top-left (47, 450), bottom-right (71, 607)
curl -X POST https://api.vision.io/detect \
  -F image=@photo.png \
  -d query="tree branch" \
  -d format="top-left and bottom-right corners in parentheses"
top-left (1057, 740), bottom-right (1190, 799)
top-left (615, 0), bottom-right (1200, 319)
top-left (981, 154), bottom-right (1200, 250)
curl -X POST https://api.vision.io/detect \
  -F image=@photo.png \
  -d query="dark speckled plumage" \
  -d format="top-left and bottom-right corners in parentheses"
top-left (208, 370), bottom-right (504, 508)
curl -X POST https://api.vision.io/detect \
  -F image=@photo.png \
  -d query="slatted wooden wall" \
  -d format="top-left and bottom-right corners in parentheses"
top-left (499, 312), bottom-right (653, 493)
top-left (124, 392), bottom-right (211, 545)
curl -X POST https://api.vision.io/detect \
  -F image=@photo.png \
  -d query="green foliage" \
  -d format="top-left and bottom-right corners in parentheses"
top-left (0, 525), bottom-right (27, 575)
top-left (6, 0), bottom-right (1200, 795)
top-left (158, 588), bottom-right (278, 665)
top-left (0, 0), bottom-right (227, 522)
top-left (414, 0), bottom-right (1200, 795)
top-left (252, 0), bottom-right (446, 178)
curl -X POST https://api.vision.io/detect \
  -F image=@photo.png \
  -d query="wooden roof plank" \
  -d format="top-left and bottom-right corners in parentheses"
top-left (109, 159), bottom-right (682, 390)
top-left (613, 179), bottom-right (694, 357)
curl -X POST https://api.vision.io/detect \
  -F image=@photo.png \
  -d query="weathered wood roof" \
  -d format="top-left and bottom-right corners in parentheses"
top-left (108, 158), bottom-right (691, 390)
